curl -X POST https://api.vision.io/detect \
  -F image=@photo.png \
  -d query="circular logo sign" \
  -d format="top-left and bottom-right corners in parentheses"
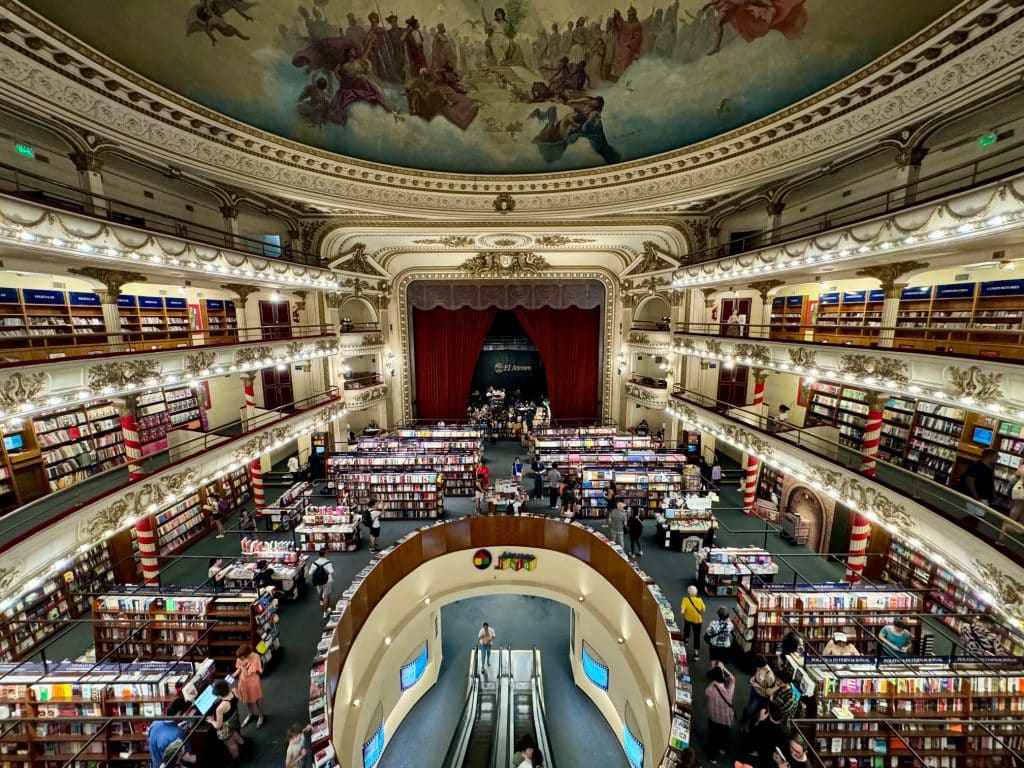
top-left (472, 549), bottom-right (492, 570)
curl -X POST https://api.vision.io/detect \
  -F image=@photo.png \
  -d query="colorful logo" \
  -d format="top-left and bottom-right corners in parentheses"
top-left (495, 552), bottom-right (537, 572)
top-left (472, 549), bottom-right (492, 570)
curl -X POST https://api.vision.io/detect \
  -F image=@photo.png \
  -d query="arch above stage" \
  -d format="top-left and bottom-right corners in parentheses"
top-left (319, 516), bottom-right (685, 768)
top-left (407, 279), bottom-right (605, 310)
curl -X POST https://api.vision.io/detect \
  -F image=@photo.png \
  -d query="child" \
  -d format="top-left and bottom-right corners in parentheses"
top-left (285, 723), bottom-right (312, 768)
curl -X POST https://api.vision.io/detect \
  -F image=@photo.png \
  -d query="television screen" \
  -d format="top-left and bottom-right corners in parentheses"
top-left (973, 427), bottom-right (994, 446)
top-left (3, 434), bottom-right (23, 451)
top-left (581, 645), bottom-right (609, 691)
top-left (623, 724), bottom-right (644, 768)
top-left (363, 723), bottom-right (385, 768)
top-left (400, 644), bottom-right (428, 691)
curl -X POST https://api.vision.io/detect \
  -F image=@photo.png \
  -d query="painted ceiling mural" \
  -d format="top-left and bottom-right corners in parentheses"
top-left (22, 0), bottom-right (960, 174)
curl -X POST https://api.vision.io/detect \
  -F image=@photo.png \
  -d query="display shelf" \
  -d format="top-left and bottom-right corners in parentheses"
top-left (579, 467), bottom-right (683, 518)
top-left (202, 299), bottom-right (239, 343)
top-left (993, 419), bottom-right (1024, 511)
top-left (904, 403), bottom-right (966, 485)
top-left (696, 546), bottom-right (777, 597)
top-left (342, 430), bottom-right (483, 496)
top-left (654, 495), bottom-right (716, 550)
top-left (878, 396), bottom-right (916, 465)
top-left (260, 480), bottom-right (310, 531)
top-left (837, 387), bottom-right (869, 450)
top-left (806, 382), bottom-right (841, 427)
top-left (769, 295), bottom-right (807, 341)
top-left (204, 466), bottom-right (252, 512)
top-left (29, 401), bottom-right (125, 491)
top-left (154, 494), bottom-right (208, 556)
top-left (333, 471), bottom-right (441, 519)
top-left (295, 505), bottom-right (361, 551)
top-left (732, 584), bottom-right (923, 656)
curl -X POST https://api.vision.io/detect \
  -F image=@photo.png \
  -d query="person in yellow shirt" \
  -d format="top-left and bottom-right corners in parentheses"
top-left (680, 585), bottom-right (706, 661)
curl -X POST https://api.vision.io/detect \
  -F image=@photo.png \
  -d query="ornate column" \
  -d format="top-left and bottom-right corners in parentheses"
top-left (749, 280), bottom-right (785, 339)
top-left (742, 369), bottom-right (770, 514)
top-left (895, 146), bottom-right (928, 206)
top-left (68, 268), bottom-right (147, 353)
top-left (134, 513), bottom-right (161, 585)
top-left (239, 373), bottom-right (266, 511)
top-left (855, 260), bottom-right (929, 348)
top-left (70, 151), bottom-right (106, 216)
top-left (700, 288), bottom-right (717, 335)
top-left (115, 395), bottom-right (146, 481)
top-left (860, 392), bottom-right (887, 477)
top-left (220, 203), bottom-right (241, 249)
top-left (221, 283), bottom-right (260, 340)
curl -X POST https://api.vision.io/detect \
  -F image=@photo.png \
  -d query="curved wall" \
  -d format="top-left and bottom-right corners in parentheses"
top-left (322, 517), bottom-right (683, 768)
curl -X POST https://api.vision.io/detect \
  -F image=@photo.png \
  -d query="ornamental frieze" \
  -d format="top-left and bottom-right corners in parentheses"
top-left (806, 465), bottom-right (915, 531)
top-left (0, 371), bottom-right (49, 409)
top-left (787, 348), bottom-right (818, 369)
top-left (974, 561), bottom-right (1024, 618)
top-left (838, 354), bottom-right (910, 387)
top-left (87, 360), bottom-right (161, 390)
top-left (79, 469), bottom-right (200, 540)
top-left (460, 251), bottom-right (549, 277)
top-left (733, 343), bottom-right (772, 367)
top-left (945, 365), bottom-right (1004, 402)
top-left (185, 351), bottom-right (217, 376)
top-left (234, 346), bottom-right (274, 367)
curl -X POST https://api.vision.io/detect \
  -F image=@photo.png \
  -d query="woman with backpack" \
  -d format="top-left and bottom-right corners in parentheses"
top-left (307, 548), bottom-right (334, 618)
top-left (368, 499), bottom-right (382, 552)
top-left (626, 508), bottom-right (644, 557)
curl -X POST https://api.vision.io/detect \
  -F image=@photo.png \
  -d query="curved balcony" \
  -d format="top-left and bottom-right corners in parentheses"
top-left (0, 328), bottom-right (339, 429)
top-left (344, 382), bottom-right (388, 411)
top-left (672, 327), bottom-right (1023, 423)
top-left (0, 388), bottom-right (346, 591)
top-left (625, 321), bottom-right (672, 354)
top-left (663, 386), bottom-right (1024, 628)
top-left (338, 323), bottom-right (385, 356)
top-left (624, 378), bottom-right (668, 409)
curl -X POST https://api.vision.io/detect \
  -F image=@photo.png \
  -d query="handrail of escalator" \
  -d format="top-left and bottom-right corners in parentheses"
top-left (530, 647), bottom-right (556, 768)
top-left (442, 650), bottom-right (481, 768)
top-left (491, 647), bottom-right (512, 768)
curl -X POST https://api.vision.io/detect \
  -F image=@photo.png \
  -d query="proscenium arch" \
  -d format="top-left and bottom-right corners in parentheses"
top-left (322, 517), bottom-right (679, 768)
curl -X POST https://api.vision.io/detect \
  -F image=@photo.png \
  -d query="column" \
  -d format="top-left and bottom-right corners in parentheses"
top-left (878, 283), bottom-right (906, 348)
top-left (70, 151), bottom-right (107, 216)
top-left (220, 284), bottom-right (259, 341)
top-left (742, 370), bottom-right (769, 514)
top-left (860, 392), bottom-right (887, 476)
top-left (220, 204), bottom-right (241, 249)
top-left (240, 374), bottom-right (266, 510)
top-left (97, 290), bottom-right (125, 353)
top-left (894, 147), bottom-right (927, 206)
top-left (701, 289), bottom-right (717, 335)
top-left (116, 395), bottom-right (146, 481)
top-left (765, 200), bottom-right (785, 244)
top-left (749, 280), bottom-right (785, 339)
top-left (134, 514), bottom-right (160, 585)
top-left (845, 511), bottom-right (872, 584)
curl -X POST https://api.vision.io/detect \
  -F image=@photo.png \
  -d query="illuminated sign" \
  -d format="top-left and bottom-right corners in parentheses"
top-left (495, 552), bottom-right (537, 571)
top-left (977, 131), bottom-right (998, 147)
top-left (362, 723), bottom-right (384, 768)
top-left (14, 143), bottom-right (34, 158)
top-left (623, 724), bottom-right (644, 768)
top-left (581, 645), bottom-right (609, 691)
top-left (400, 644), bottom-right (428, 691)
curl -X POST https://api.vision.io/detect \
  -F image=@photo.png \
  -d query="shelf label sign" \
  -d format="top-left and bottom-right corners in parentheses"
top-left (841, 291), bottom-right (866, 303)
top-left (0, 287), bottom-right (18, 303)
top-left (772, 297), bottom-right (785, 307)
top-left (118, 295), bottom-right (137, 308)
top-left (22, 289), bottom-right (65, 305)
top-left (900, 286), bottom-right (932, 299)
top-left (786, 296), bottom-right (804, 307)
top-left (935, 283), bottom-right (975, 299)
top-left (165, 297), bottom-right (188, 309)
top-left (138, 296), bottom-right (164, 308)
top-left (818, 293), bottom-right (840, 305)
top-left (868, 289), bottom-right (885, 302)
top-left (980, 279), bottom-right (1024, 297)
top-left (206, 299), bottom-right (224, 310)
top-left (69, 291), bottom-right (100, 306)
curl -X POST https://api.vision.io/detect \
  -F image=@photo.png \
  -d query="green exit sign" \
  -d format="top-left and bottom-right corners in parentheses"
top-left (977, 132), bottom-right (998, 148)
top-left (14, 143), bottom-right (34, 158)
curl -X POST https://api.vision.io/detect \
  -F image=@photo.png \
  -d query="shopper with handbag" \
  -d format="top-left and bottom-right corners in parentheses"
top-left (705, 660), bottom-right (735, 762)
top-left (234, 643), bottom-right (264, 729)
top-left (680, 586), bottom-right (705, 660)
top-left (705, 606), bottom-right (734, 663)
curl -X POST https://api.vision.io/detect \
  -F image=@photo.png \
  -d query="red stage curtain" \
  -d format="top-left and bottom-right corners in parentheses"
top-left (413, 307), bottom-right (496, 422)
top-left (513, 306), bottom-right (600, 422)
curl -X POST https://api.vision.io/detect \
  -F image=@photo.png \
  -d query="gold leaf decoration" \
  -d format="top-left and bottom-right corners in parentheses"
top-left (234, 346), bottom-right (274, 367)
top-left (945, 365), bottom-right (1004, 402)
top-left (460, 251), bottom-right (549, 277)
top-left (788, 348), bottom-right (818, 369)
top-left (0, 371), bottom-right (50, 409)
top-left (839, 354), bottom-right (910, 387)
top-left (733, 343), bottom-right (772, 366)
top-left (533, 235), bottom-right (593, 246)
top-left (413, 235), bottom-right (476, 247)
top-left (806, 465), bottom-right (915, 530)
top-left (87, 360), bottom-right (161, 390)
top-left (974, 561), bottom-right (1024, 617)
top-left (627, 331), bottom-right (651, 345)
top-left (184, 351), bottom-right (217, 375)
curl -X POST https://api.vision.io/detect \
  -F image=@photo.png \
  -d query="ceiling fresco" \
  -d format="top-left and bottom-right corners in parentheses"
top-left (21, 0), bottom-right (961, 175)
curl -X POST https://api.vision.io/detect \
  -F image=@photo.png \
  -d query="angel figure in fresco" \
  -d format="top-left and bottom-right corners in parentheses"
top-left (528, 96), bottom-right (620, 165)
top-left (292, 39), bottom-right (394, 126)
top-left (704, 0), bottom-right (807, 55)
top-left (185, 0), bottom-right (255, 44)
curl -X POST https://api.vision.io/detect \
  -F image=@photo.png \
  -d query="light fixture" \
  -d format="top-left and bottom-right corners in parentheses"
top-left (617, 637), bottom-right (624, 644)
top-left (645, 698), bottom-right (654, 708)
top-left (578, 595), bottom-right (585, 603)
top-left (352, 699), bottom-right (361, 708)
top-left (384, 637), bottom-right (392, 646)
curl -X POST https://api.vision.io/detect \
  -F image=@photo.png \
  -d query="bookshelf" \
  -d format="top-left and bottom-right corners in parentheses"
top-left (769, 295), bottom-right (807, 341)
top-left (30, 401), bottom-right (124, 492)
top-left (261, 479), bottom-right (310, 530)
top-left (904, 403), bottom-right (965, 485)
top-left (732, 585), bottom-right (924, 657)
top-left (836, 387), bottom-right (869, 450)
top-left (333, 471), bottom-right (441, 519)
top-left (154, 493), bottom-right (208, 556)
top-left (806, 382), bottom-right (841, 427)
top-left (204, 466), bottom-right (253, 511)
top-left (202, 299), bottom-right (238, 343)
top-left (0, 422), bottom-right (47, 514)
top-left (135, 390), bottom-right (171, 456)
top-left (92, 590), bottom-right (279, 671)
top-left (578, 468), bottom-right (683, 518)
top-left (754, 462), bottom-right (783, 522)
top-left (880, 538), bottom-right (1024, 654)
top-left (536, 450), bottom-right (688, 488)
top-left (164, 386), bottom-right (203, 430)
top-left (0, 660), bottom-right (212, 768)
top-left (653, 495), bottom-right (716, 550)
top-left (346, 430), bottom-right (483, 496)
top-left (795, 657), bottom-right (1024, 768)
top-left (878, 396), bottom-right (916, 466)
top-left (0, 542), bottom-right (114, 662)
top-left (696, 547), bottom-right (777, 597)
top-left (295, 505), bottom-right (361, 551)
top-left (993, 419), bottom-right (1024, 512)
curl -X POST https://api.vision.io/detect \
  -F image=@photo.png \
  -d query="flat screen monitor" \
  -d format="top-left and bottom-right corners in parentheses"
top-left (581, 644), bottom-right (609, 691)
top-left (400, 644), bottom-right (428, 691)
top-left (3, 434), bottom-right (23, 451)
top-left (623, 724), bottom-right (644, 768)
top-left (314, 445), bottom-right (326, 454)
top-left (192, 685), bottom-right (218, 715)
top-left (363, 723), bottom-right (385, 768)
top-left (972, 427), bottom-right (994, 446)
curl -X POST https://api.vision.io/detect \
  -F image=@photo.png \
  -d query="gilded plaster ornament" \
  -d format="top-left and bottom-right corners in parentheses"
top-left (945, 365), bottom-right (1004, 402)
top-left (806, 465), bottom-right (915, 530)
top-left (748, 280), bottom-right (786, 302)
top-left (624, 383), bottom-right (665, 405)
top-left (80, 469), bottom-right (200, 540)
top-left (733, 343), bottom-right (772, 366)
top-left (460, 251), bottom-right (549, 277)
top-left (87, 360), bottom-right (161, 390)
top-left (234, 346), bottom-right (274, 367)
top-left (220, 283), bottom-right (260, 308)
top-left (349, 384), bottom-right (388, 406)
top-left (185, 350), bottom-right (217, 375)
top-left (533, 235), bottom-right (594, 246)
top-left (788, 348), bottom-right (818, 369)
top-left (631, 241), bottom-right (678, 274)
top-left (335, 243), bottom-right (383, 276)
top-left (838, 354), bottom-right (910, 387)
top-left (974, 561), bottom-right (1024, 617)
top-left (627, 331), bottom-right (651, 345)
top-left (493, 192), bottom-right (515, 213)
top-left (855, 260), bottom-right (930, 296)
top-left (67, 267), bottom-right (148, 295)
top-left (361, 333), bottom-right (385, 347)
top-left (413, 235), bottom-right (477, 247)
top-left (0, 371), bottom-right (50, 409)
top-left (704, 340), bottom-right (724, 356)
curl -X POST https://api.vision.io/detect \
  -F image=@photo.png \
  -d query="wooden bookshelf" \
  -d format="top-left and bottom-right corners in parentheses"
top-left (31, 401), bottom-right (124, 492)
top-left (164, 385), bottom-right (203, 430)
top-left (696, 547), bottom-right (777, 597)
top-left (904, 403), bottom-right (965, 485)
top-left (202, 299), bottom-right (238, 343)
top-left (0, 422), bottom-right (47, 514)
top-left (346, 430), bottom-right (483, 496)
top-left (806, 382), bottom-right (841, 427)
top-left (732, 585), bottom-right (923, 656)
top-left (579, 467), bottom-right (683, 518)
top-left (334, 471), bottom-right (441, 519)
top-left (204, 466), bottom-right (252, 511)
top-left (993, 419), bottom-right (1024, 512)
top-left (878, 396), bottom-right (915, 467)
top-left (295, 505), bottom-right (361, 551)
top-left (836, 387), bottom-right (869, 450)
top-left (769, 295), bottom-right (807, 341)
top-left (92, 590), bottom-right (279, 671)
top-left (0, 542), bottom-right (114, 662)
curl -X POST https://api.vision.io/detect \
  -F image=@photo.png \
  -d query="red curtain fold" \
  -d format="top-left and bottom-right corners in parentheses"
top-left (513, 306), bottom-right (600, 423)
top-left (413, 307), bottom-right (496, 422)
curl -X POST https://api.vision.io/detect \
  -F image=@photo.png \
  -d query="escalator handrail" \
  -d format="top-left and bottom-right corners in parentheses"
top-left (530, 647), bottom-right (556, 768)
top-left (442, 651), bottom-right (481, 768)
top-left (491, 658), bottom-right (512, 768)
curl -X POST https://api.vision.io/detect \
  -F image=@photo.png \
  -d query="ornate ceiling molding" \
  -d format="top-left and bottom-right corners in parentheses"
top-left (0, 1), bottom-right (1018, 215)
top-left (459, 251), bottom-right (549, 278)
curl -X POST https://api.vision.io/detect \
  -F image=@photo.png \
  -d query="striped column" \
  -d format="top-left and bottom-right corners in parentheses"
top-left (134, 514), bottom-right (160, 584)
top-left (117, 396), bottom-right (146, 481)
top-left (845, 511), bottom-right (872, 583)
top-left (860, 394), bottom-right (886, 477)
top-left (241, 375), bottom-right (265, 509)
top-left (742, 370), bottom-right (769, 514)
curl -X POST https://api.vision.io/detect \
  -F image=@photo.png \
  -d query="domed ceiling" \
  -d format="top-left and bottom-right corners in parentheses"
top-left (23, 0), bottom-right (959, 175)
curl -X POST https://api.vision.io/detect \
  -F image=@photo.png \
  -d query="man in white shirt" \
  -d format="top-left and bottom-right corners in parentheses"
top-left (545, 466), bottom-right (561, 510)
top-left (477, 622), bottom-right (496, 666)
top-left (306, 548), bottom-right (334, 618)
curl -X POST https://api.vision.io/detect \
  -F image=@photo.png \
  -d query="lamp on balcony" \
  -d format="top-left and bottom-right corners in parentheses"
top-left (385, 349), bottom-right (396, 377)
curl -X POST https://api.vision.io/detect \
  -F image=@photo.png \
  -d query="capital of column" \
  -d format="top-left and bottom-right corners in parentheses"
top-left (765, 200), bottom-right (785, 217)
top-left (68, 267), bottom-right (148, 300)
top-left (855, 260), bottom-right (929, 297)
top-left (867, 392), bottom-right (890, 411)
top-left (70, 151), bottom-right (104, 174)
top-left (886, 282), bottom-right (909, 301)
top-left (895, 145), bottom-right (928, 169)
top-left (752, 368), bottom-right (771, 385)
top-left (748, 279), bottom-right (786, 303)
top-left (238, 372), bottom-right (255, 387)
top-left (219, 204), bottom-right (239, 220)
top-left (220, 283), bottom-right (260, 310)
top-left (114, 394), bottom-right (139, 415)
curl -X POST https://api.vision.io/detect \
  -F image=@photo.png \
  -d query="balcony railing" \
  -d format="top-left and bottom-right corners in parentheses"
top-left (669, 384), bottom-right (1024, 566)
top-left (0, 387), bottom-right (341, 549)
top-left (0, 160), bottom-right (322, 266)
top-left (0, 322), bottom-right (334, 365)
top-left (685, 140), bottom-right (1024, 266)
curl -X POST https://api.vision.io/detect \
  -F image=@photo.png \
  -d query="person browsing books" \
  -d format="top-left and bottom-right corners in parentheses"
top-left (878, 618), bottom-right (913, 657)
top-left (148, 699), bottom-right (196, 768)
top-left (822, 631), bottom-right (859, 657)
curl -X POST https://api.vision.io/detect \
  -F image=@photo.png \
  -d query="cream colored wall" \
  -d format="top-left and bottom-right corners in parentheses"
top-left (0, 115), bottom-right (82, 188)
top-left (761, 371), bottom-right (806, 427)
top-left (332, 549), bottom-right (671, 768)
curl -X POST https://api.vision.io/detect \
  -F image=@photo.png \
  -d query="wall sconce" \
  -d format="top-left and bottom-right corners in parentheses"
top-left (616, 352), bottom-right (627, 376)
top-left (385, 349), bottom-right (396, 377)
